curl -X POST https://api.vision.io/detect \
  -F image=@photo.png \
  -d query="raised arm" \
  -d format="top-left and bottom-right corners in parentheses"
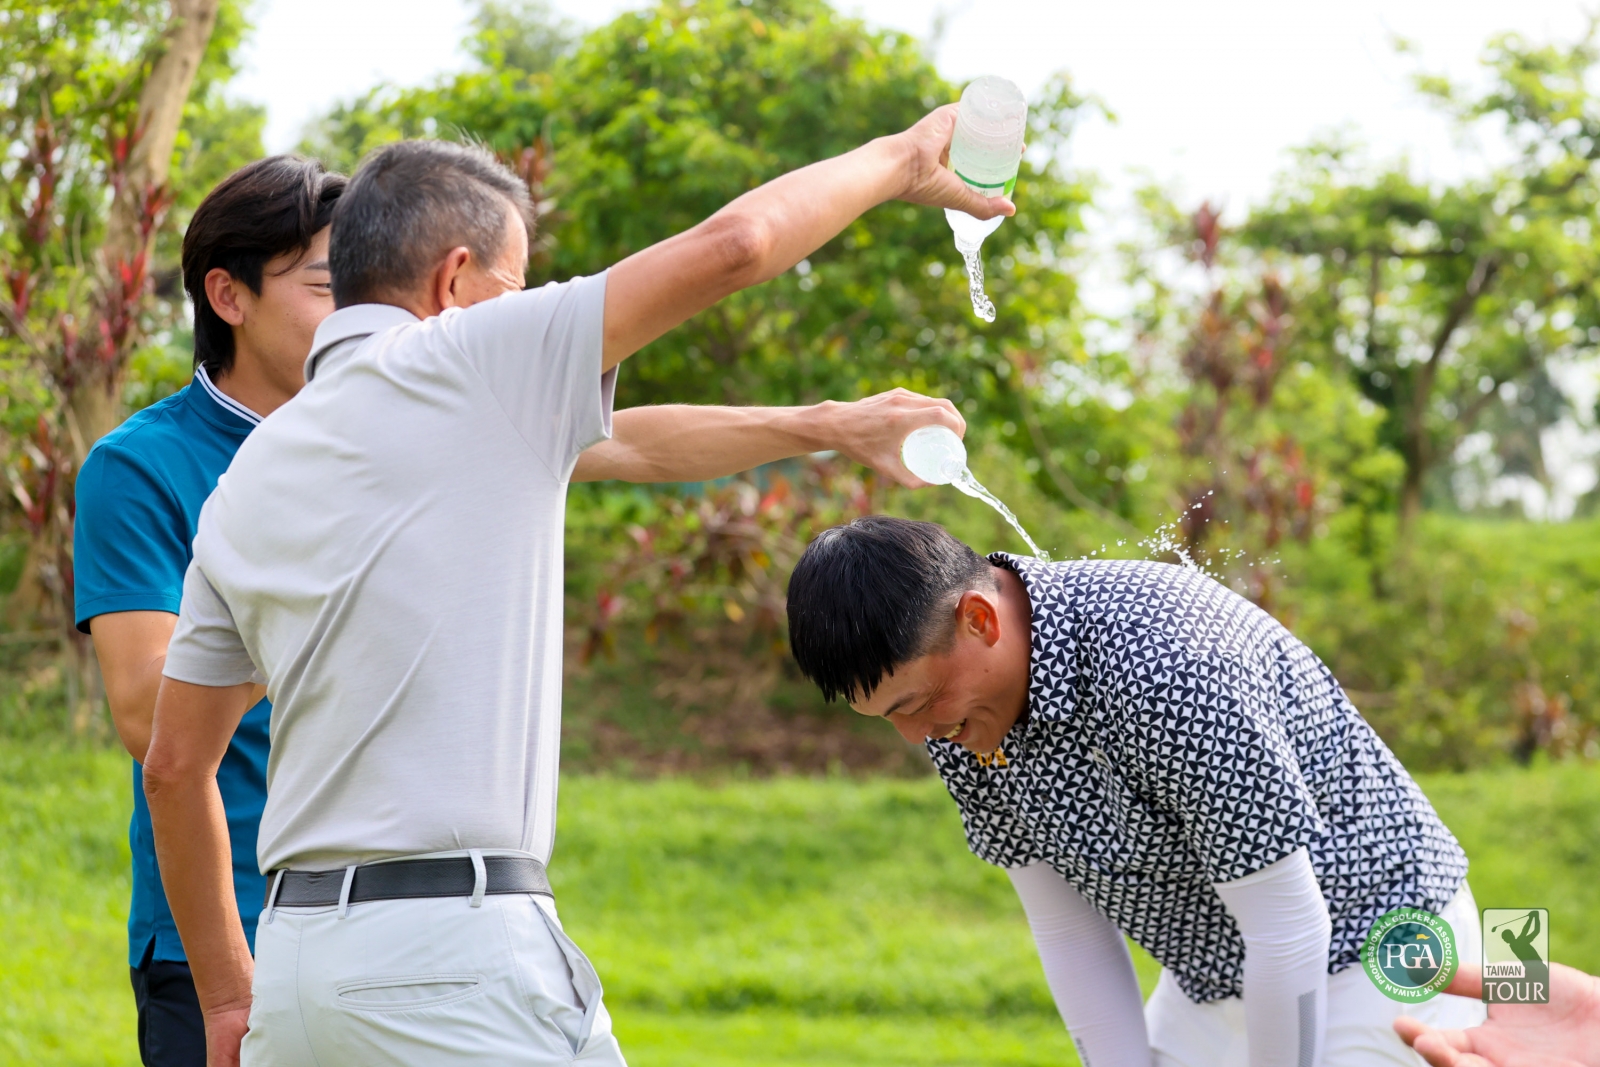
top-left (572, 388), bottom-right (964, 485)
top-left (600, 105), bottom-right (1013, 369)
top-left (144, 676), bottom-right (258, 1067)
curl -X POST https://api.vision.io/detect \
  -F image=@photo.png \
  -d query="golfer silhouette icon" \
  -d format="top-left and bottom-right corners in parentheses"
top-left (1502, 912), bottom-right (1549, 985)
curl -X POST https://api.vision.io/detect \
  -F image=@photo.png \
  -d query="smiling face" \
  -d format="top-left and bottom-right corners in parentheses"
top-left (849, 566), bottom-right (1034, 755)
top-left (241, 228), bottom-right (334, 393)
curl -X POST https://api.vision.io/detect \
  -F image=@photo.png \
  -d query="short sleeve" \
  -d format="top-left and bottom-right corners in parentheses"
top-left (443, 272), bottom-right (614, 478)
top-left (73, 442), bottom-right (189, 632)
top-left (1114, 648), bottom-right (1321, 884)
top-left (163, 559), bottom-right (262, 687)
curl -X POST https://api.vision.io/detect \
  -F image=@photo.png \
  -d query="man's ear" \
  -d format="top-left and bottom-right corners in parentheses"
top-left (203, 268), bottom-right (247, 327)
top-left (432, 246), bottom-right (474, 312)
top-left (956, 589), bottom-right (1004, 647)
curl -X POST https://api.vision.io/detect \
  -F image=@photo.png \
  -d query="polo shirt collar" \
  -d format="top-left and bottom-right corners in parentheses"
top-left (188, 364), bottom-right (262, 433)
top-left (305, 303), bottom-right (420, 382)
top-left (990, 552), bottom-right (1081, 729)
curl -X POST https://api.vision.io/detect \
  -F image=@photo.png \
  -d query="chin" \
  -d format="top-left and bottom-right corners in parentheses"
top-left (958, 733), bottom-right (997, 755)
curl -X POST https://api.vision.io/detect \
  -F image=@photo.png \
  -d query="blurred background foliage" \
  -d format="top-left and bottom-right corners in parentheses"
top-left (1, 0), bottom-right (1598, 773)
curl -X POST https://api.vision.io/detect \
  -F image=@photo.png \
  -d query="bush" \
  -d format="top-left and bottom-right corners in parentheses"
top-left (1284, 514), bottom-right (1600, 770)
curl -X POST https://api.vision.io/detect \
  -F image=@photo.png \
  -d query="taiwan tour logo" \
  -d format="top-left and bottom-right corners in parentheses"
top-left (1363, 907), bottom-right (1459, 1002)
top-left (1482, 909), bottom-right (1550, 1004)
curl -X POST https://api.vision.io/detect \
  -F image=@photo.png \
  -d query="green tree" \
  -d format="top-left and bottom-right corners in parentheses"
top-left (0, 0), bottom-right (262, 724)
top-left (304, 0), bottom-right (1093, 440)
top-left (1243, 30), bottom-right (1600, 524)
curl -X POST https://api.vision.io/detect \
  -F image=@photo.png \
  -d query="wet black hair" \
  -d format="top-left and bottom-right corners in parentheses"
top-left (786, 516), bottom-right (997, 703)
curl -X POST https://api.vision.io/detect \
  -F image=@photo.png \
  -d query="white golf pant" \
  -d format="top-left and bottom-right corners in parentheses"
top-left (242, 891), bottom-right (626, 1066)
top-left (1148, 883), bottom-right (1488, 1067)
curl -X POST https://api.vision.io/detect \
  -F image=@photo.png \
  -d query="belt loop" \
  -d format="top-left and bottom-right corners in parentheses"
top-left (469, 849), bottom-right (487, 908)
top-left (264, 869), bottom-right (285, 925)
top-left (337, 864), bottom-right (358, 919)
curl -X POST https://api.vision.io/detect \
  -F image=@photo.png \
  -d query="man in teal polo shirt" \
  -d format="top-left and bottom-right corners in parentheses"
top-left (74, 156), bottom-right (346, 1067)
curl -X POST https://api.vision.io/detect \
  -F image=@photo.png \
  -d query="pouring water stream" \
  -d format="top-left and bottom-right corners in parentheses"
top-left (901, 425), bottom-right (1049, 560)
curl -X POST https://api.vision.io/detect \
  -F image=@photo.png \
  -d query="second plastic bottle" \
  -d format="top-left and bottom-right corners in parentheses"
top-left (944, 76), bottom-right (1028, 323)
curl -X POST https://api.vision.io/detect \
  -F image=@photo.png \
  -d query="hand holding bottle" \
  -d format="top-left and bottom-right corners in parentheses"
top-left (891, 106), bottom-right (1016, 222)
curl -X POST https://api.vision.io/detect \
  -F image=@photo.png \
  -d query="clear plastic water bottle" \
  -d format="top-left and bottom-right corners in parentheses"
top-left (901, 425), bottom-right (968, 485)
top-left (945, 76), bottom-right (1028, 254)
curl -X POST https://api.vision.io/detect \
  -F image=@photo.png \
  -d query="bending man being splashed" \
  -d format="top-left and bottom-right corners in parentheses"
top-left (785, 515), bottom-right (1484, 1067)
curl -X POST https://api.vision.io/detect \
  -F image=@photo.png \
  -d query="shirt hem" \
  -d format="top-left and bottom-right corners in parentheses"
top-left (76, 594), bottom-right (181, 634)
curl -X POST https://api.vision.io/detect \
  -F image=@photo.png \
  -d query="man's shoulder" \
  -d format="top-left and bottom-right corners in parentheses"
top-left (1008, 555), bottom-right (1229, 621)
top-left (82, 384), bottom-right (240, 510)
top-left (434, 272), bottom-right (608, 343)
top-left (1012, 555), bottom-right (1289, 667)
top-left (91, 387), bottom-right (191, 460)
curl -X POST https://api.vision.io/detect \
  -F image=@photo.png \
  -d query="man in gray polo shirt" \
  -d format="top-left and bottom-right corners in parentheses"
top-left (144, 108), bottom-right (1012, 1067)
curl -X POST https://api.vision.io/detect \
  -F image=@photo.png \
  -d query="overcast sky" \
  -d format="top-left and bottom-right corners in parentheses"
top-left (231, 0), bottom-right (1599, 514)
top-left (235, 0), bottom-right (1596, 208)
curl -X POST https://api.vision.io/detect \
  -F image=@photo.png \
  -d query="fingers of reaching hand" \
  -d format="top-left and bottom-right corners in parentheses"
top-left (1447, 964), bottom-right (1486, 1000)
top-left (1409, 1029), bottom-right (1487, 1067)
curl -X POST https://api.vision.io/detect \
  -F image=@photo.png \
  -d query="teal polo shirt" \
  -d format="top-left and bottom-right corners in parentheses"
top-left (74, 368), bottom-right (271, 966)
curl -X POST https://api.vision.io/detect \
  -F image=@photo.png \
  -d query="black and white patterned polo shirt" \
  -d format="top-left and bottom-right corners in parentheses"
top-left (928, 554), bottom-right (1468, 1004)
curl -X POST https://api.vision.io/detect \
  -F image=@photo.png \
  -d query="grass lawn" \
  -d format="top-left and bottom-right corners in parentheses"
top-left (3, 742), bottom-right (1597, 1067)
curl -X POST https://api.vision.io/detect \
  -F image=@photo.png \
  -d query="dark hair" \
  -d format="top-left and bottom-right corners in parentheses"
top-left (787, 516), bottom-right (997, 703)
top-left (181, 156), bottom-right (346, 376)
top-left (329, 139), bottom-right (533, 308)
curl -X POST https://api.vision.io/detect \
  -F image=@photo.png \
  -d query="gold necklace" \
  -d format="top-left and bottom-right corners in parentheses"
top-left (976, 747), bottom-right (1009, 768)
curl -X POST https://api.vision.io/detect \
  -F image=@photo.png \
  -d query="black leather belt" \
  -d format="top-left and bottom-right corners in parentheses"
top-left (264, 855), bottom-right (552, 908)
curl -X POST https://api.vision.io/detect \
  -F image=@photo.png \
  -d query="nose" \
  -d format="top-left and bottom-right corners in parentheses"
top-left (891, 717), bottom-right (930, 745)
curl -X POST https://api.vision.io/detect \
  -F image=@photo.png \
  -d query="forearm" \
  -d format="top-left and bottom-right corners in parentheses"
top-left (602, 138), bottom-right (912, 367)
top-left (711, 136), bottom-right (910, 288)
top-left (601, 105), bottom-right (1006, 367)
top-left (1008, 864), bottom-right (1153, 1067)
top-left (1214, 848), bottom-right (1332, 1067)
top-left (144, 768), bottom-right (254, 1014)
top-left (573, 403), bottom-right (837, 483)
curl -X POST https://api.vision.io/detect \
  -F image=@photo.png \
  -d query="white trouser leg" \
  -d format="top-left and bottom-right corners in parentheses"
top-left (1146, 884), bottom-right (1488, 1067)
top-left (241, 893), bottom-right (626, 1067)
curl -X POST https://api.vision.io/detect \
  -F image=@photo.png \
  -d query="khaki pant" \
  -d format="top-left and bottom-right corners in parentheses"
top-left (243, 891), bottom-right (626, 1066)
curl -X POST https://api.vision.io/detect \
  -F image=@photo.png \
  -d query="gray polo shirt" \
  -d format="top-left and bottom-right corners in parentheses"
top-left (165, 274), bottom-right (615, 872)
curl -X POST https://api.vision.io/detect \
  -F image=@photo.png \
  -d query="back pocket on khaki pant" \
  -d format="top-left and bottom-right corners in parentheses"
top-left (335, 973), bottom-right (484, 1012)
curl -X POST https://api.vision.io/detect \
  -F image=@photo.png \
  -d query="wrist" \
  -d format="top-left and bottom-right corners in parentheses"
top-left (796, 399), bottom-right (846, 454)
top-left (866, 133), bottom-right (917, 201)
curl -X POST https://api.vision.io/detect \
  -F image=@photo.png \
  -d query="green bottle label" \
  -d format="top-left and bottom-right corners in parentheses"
top-left (955, 169), bottom-right (1018, 199)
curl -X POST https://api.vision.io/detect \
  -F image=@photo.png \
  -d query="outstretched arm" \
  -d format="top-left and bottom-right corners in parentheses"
top-left (572, 388), bottom-right (964, 486)
top-left (600, 104), bottom-right (1013, 369)
top-left (1397, 962), bottom-right (1600, 1066)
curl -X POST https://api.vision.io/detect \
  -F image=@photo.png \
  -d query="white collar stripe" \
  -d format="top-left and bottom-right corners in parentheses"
top-left (197, 365), bottom-right (263, 425)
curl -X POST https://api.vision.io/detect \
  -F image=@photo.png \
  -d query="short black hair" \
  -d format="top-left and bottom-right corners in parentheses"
top-left (181, 155), bottom-right (346, 376)
top-left (787, 516), bottom-right (997, 703)
top-left (329, 139), bottom-right (533, 308)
